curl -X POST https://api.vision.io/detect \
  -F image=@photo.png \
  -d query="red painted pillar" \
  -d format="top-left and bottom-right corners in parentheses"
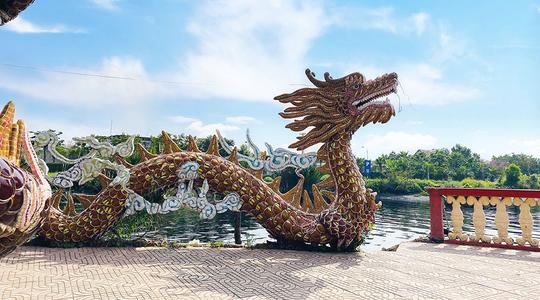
top-left (427, 188), bottom-right (445, 242)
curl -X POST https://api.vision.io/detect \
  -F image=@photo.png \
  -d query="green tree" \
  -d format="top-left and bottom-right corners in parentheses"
top-left (356, 157), bottom-right (365, 174)
top-left (373, 156), bottom-right (386, 178)
top-left (504, 163), bottom-right (522, 187)
top-left (428, 149), bottom-right (450, 180)
top-left (448, 145), bottom-right (473, 180)
top-left (528, 174), bottom-right (539, 189)
top-left (492, 154), bottom-right (540, 175)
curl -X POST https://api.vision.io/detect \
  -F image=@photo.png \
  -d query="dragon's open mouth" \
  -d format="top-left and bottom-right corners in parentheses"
top-left (351, 86), bottom-right (396, 111)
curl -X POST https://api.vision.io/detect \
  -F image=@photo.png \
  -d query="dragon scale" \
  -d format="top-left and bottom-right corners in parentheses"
top-left (0, 68), bottom-right (398, 255)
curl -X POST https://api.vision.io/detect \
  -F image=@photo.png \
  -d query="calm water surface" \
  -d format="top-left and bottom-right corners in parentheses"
top-left (136, 195), bottom-right (540, 251)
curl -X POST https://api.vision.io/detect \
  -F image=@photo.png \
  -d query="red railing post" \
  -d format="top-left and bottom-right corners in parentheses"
top-left (427, 188), bottom-right (444, 242)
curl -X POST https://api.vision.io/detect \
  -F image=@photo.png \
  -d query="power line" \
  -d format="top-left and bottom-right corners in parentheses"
top-left (0, 62), bottom-right (212, 85)
top-left (0, 62), bottom-right (311, 87)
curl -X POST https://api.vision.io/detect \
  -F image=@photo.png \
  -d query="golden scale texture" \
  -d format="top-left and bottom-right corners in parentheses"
top-left (40, 151), bottom-right (330, 244)
top-left (316, 132), bottom-right (379, 247)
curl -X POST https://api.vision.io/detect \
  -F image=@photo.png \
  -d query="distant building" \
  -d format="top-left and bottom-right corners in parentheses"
top-left (415, 149), bottom-right (434, 156)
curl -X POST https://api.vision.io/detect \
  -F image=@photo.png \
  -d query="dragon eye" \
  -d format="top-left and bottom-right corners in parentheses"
top-left (353, 83), bottom-right (361, 89)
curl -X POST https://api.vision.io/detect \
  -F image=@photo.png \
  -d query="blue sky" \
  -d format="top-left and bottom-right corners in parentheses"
top-left (0, 0), bottom-right (539, 159)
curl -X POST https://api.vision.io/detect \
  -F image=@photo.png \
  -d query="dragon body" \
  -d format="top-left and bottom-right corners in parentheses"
top-left (0, 69), bottom-right (398, 256)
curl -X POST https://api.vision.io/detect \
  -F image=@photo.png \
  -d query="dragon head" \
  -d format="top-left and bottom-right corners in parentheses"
top-left (275, 69), bottom-right (398, 150)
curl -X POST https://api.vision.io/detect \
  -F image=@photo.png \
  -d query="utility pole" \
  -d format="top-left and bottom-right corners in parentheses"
top-left (361, 146), bottom-right (369, 160)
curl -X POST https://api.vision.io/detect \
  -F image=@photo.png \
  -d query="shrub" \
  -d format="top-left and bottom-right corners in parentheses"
top-left (459, 178), bottom-right (497, 188)
top-left (392, 177), bottom-right (423, 194)
top-left (366, 177), bottom-right (423, 195)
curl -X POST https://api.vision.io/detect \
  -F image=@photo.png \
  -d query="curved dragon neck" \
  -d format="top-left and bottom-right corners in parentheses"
top-left (325, 132), bottom-right (367, 222)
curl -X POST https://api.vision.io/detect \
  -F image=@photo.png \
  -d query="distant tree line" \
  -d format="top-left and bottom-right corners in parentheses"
top-left (45, 133), bottom-right (540, 194)
top-left (356, 144), bottom-right (540, 190)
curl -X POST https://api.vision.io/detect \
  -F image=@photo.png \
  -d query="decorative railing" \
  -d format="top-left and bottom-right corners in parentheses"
top-left (427, 187), bottom-right (539, 251)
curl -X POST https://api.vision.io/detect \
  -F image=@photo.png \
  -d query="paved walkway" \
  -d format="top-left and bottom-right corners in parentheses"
top-left (1, 242), bottom-right (539, 299)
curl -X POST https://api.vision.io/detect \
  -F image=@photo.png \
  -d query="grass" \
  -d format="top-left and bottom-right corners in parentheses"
top-left (208, 241), bottom-right (225, 248)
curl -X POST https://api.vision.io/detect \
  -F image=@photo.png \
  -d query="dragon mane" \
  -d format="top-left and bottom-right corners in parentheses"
top-left (274, 69), bottom-right (364, 150)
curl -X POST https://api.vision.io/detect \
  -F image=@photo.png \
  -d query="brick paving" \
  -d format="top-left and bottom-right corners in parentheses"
top-left (1, 242), bottom-right (539, 299)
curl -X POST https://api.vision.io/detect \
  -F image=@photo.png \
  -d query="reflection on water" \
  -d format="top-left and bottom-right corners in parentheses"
top-left (134, 209), bottom-right (272, 245)
top-left (364, 195), bottom-right (431, 251)
top-left (136, 195), bottom-right (540, 251)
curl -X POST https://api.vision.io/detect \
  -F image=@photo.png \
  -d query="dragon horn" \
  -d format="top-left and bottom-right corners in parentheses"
top-left (305, 69), bottom-right (329, 88)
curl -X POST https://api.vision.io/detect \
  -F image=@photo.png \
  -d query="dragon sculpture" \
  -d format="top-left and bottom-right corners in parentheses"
top-left (0, 69), bottom-right (398, 257)
top-left (0, 0), bottom-right (35, 25)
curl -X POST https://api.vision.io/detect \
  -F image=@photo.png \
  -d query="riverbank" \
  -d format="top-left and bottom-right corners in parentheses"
top-left (2, 242), bottom-right (537, 299)
top-left (366, 177), bottom-right (497, 195)
top-left (26, 196), bottom-right (435, 252)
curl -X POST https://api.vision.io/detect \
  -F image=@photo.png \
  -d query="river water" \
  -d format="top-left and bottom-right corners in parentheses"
top-left (136, 195), bottom-right (540, 251)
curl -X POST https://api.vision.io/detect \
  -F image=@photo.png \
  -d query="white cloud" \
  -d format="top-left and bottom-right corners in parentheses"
top-left (354, 131), bottom-right (438, 158)
top-left (170, 115), bottom-right (240, 136)
top-left (0, 57), bottom-right (169, 108)
top-left (411, 12), bottom-right (429, 35)
top-left (334, 12), bottom-right (483, 107)
top-left (169, 116), bottom-right (199, 123)
top-left (172, 0), bottom-right (327, 102)
top-left (3, 17), bottom-right (83, 34)
top-left (186, 121), bottom-right (239, 137)
top-left (502, 138), bottom-right (540, 157)
top-left (25, 117), bottom-right (110, 143)
top-left (0, 1), bottom-right (479, 123)
top-left (349, 63), bottom-right (481, 106)
top-left (406, 120), bottom-right (424, 126)
top-left (465, 136), bottom-right (540, 159)
top-left (90, 0), bottom-right (120, 11)
top-left (332, 6), bottom-right (398, 33)
top-left (225, 116), bottom-right (255, 124)
top-left (397, 64), bottom-right (481, 106)
top-left (400, 31), bottom-right (481, 105)
top-left (432, 31), bottom-right (468, 64)
top-left (0, 3), bottom-right (461, 109)
top-left (331, 6), bottom-right (430, 36)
